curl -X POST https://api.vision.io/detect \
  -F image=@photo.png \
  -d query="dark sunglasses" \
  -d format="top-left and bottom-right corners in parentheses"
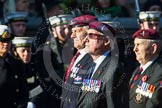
top-left (87, 33), bottom-right (105, 39)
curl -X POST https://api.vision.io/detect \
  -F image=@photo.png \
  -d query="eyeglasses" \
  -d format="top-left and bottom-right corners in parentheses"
top-left (87, 33), bottom-right (105, 39)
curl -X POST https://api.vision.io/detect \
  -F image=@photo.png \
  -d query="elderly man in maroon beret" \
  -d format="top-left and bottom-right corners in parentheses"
top-left (76, 21), bottom-right (129, 108)
top-left (129, 29), bottom-right (162, 108)
top-left (61, 15), bottom-right (98, 108)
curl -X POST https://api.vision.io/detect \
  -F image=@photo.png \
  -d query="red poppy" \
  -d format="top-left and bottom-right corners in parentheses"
top-left (142, 75), bottom-right (148, 82)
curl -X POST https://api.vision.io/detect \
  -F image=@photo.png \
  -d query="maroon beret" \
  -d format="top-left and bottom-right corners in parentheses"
top-left (70, 15), bottom-right (98, 27)
top-left (132, 29), bottom-right (160, 39)
top-left (88, 21), bottom-right (116, 37)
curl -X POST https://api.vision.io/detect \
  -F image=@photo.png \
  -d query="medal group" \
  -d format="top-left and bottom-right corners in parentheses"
top-left (81, 79), bottom-right (101, 93)
top-left (135, 80), bottom-right (156, 102)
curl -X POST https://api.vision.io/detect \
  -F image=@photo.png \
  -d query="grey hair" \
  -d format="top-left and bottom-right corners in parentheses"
top-left (146, 39), bottom-right (162, 54)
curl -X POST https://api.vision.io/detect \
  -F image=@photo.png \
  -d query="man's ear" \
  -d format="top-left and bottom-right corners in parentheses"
top-left (13, 51), bottom-right (19, 58)
top-left (104, 37), bottom-right (110, 46)
top-left (152, 43), bottom-right (158, 54)
top-left (140, 23), bottom-right (144, 30)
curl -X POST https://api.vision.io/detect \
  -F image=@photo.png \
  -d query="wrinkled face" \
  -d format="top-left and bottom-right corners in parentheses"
top-left (141, 21), bottom-right (160, 31)
top-left (16, 0), bottom-right (29, 12)
top-left (11, 21), bottom-right (26, 37)
top-left (0, 41), bottom-right (11, 56)
top-left (84, 29), bottom-right (109, 55)
top-left (16, 47), bottom-right (31, 63)
top-left (52, 24), bottom-right (72, 43)
top-left (149, 5), bottom-right (161, 11)
top-left (71, 27), bottom-right (87, 49)
top-left (98, 0), bottom-right (110, 8)
top-left (133, 38), bottom-right (154, 65)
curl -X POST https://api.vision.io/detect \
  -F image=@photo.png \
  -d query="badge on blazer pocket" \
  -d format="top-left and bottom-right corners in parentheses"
top-left (73, 75), bottom-right (83, 84)
top-left (134, 93), bottom-right (143, 104)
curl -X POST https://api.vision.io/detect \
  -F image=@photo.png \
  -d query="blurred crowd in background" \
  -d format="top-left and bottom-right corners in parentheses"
top-left (0, 0), bottom-right (162, 18)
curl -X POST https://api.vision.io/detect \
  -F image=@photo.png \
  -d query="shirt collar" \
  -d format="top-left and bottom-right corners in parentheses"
top-left (94, 50), bottom-right (110, 64)
top-left (140, 58), bottom-right (157, 74)
top-left (79, 48), bottom-right (88, 55)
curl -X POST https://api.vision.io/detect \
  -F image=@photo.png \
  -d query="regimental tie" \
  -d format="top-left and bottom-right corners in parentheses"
top-left (130, 67), bottom-right (143, 89)
top-left (86, 62), bottom-right (96, 79)
top-left (64, 52), bottom-right (80, 82)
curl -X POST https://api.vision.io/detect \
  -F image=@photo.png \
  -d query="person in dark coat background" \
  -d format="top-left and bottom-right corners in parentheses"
top-left (12, 37), bottom-right (46, 108)
top-left (31, 1), bottom-right (74, 107)
top-left (0, 25), bottom-right (28, 108)
top-left (0, 0), bottom-right (5, 19)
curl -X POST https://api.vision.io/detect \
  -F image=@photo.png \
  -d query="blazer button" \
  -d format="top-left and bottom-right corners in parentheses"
top-left (68, 98), bottom-right (71, 102)
top-left (36, 76), bottom-right (39, 79)
top-left (14, 102), bottom-right (17, 105)
top-left (15, 75), bottom-right (18, 79)
top-left (16, 89), bottom-right (19, 92)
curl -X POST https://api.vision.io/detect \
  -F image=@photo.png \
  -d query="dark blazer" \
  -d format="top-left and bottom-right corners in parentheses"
top-left (32, 22), bottom-right (71, 108)
top-left (61, 53), bottom-right (93, 108)
top-left (77, 54), bottom-right (129, 108)
top-left (0, 54), bottom-right (28, 108)
top-left (32, 45), bottom-right (64, 108)
top-left (24, 62), bottom-right (46, 108)
top-left (129, 57), bottom-right (162, 108)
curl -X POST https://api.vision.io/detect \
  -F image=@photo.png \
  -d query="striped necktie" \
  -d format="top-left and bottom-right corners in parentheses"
top-left (65, 52), bottom-right (80, 82)
top-left (130, 67), bottom-right (143, 89)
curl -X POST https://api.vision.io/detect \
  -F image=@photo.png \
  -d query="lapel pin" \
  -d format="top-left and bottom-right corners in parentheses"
top-left (142, 75), bottom-right (148, 82)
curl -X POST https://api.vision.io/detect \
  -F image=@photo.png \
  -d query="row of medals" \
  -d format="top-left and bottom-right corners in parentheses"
top-left (81, 79), bottom-right (101, 93)
top-left (70, 67), bottom-right (79, 78)
top-left (135, 80), bottom-right (156, 102)
top-left (70, 66), bottom-right (101, 93)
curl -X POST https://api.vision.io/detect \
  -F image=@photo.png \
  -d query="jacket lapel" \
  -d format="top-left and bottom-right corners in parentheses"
top-left (129, 60), bottom-right (158, 100)
top-left (92, 56), bottom-right (110, 80)
top-left (78, 56), bottom-right (111, 103)
top-left (62, 54), bottom-right (92, 103)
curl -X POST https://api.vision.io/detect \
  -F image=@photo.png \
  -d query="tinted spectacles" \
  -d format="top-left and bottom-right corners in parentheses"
top-left (87, 33), bottom-right (105, 39)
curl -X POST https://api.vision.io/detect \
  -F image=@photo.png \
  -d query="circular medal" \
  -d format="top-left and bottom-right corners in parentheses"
top-left (145, 91), bottom-right (149, 97)
top-left (95, 87), bottom-right (99, 93)
top-left (70, 73), bottom-right (73, 78)
top-left (149, 93), bottom-right (152, 98)
top-left (143, 91), bottom-right (147, 96)
top-left (136, 88), bottom-right (140, 93)
top-left (141, 90), bottom-right (144, 96)
top-left (73, 74), bottom-right (76, 78)
top-left (87, 86), bottom-right (90, 91)
top-left (90, 87), bottom-right (93, 92)
top-left (81, 86), bottom-right (84, 91)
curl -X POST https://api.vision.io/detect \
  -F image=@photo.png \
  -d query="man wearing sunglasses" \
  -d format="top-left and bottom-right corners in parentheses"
top-left (76, 21), bottom-right (129, 108)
